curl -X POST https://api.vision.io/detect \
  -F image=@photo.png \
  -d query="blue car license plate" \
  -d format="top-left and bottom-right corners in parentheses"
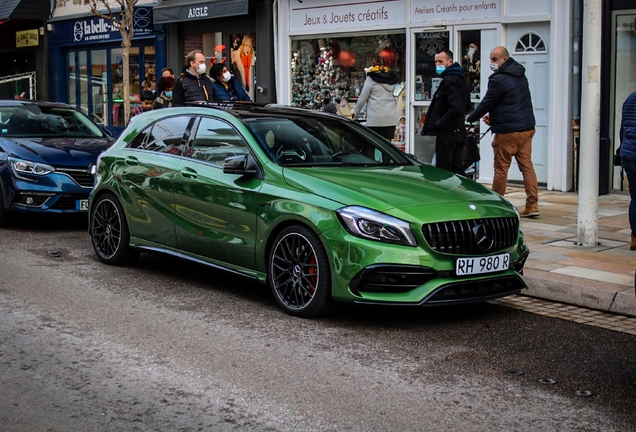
top-left (76, 199), bottom-right (89, 211)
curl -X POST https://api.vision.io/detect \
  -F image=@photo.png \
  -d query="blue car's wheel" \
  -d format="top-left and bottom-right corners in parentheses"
top-left (90, 193), bottom-right (140, 265)
top-left (268, 225), bottom-right (335, 317)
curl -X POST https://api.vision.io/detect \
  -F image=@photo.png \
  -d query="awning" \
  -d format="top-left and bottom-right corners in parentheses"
top-left (153, 0), bottom-right (248, 25)
top-left (0, 0), bottom-right (49, 21)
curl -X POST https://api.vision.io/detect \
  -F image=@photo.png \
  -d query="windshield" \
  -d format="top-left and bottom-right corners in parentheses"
top-left (0, 105), bottom-right (104, 138)
top-left (244, 115), bottom-right (416, 167)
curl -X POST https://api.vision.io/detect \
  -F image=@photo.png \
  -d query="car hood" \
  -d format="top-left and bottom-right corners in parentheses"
top-left (282, 165), bottom-right (517, 221)
top-left (0, 137), bottom-right (114, 167)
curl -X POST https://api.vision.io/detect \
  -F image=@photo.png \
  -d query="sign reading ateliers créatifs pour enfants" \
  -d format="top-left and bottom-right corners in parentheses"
top-left (289, 0), bottom-right (406, 32)
top-left (411, 0), bottom-right (501, 22)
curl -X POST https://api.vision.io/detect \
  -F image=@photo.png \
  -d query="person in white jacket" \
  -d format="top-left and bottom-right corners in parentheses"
top-left (352, 55), bottom-right (399, 140)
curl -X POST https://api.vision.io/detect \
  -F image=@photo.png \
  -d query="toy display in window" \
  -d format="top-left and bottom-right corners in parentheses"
top-left (464, 42), bottom-right (480, 77)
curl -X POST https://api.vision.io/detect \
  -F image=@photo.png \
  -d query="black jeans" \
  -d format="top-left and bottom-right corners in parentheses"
top-left (435, 128), bottom-right (466, 175)
top-left (369, 126), bottom-right (396, 141)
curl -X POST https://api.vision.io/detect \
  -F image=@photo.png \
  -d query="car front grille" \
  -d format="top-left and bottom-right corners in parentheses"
top-left (55, 167), bottom-right (94, 188)
top-left (422, 217), bottom-right (519, 255)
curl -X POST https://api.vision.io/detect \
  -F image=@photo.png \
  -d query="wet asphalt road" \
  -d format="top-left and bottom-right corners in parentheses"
top-left (0, 215), bottom-right (635, 431)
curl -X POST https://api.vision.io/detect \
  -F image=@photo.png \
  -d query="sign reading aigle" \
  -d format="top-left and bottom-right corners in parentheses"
top-left (188, 6), bottom-right (208, 18)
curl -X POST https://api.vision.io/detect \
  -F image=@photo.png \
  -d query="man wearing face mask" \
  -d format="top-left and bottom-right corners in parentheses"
top-left (421, 49), bottom-right (470, 175)
top-left (209, 63), bottom-right (251, 102)
top-left (466, 46), bottom-right (538, 217)
top-left (172, 50), bottom-right (216, 107)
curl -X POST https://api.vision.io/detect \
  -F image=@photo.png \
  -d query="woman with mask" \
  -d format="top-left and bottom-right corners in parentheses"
top-left (152, 76), bottom-right (175, 109)
top-left (351, 55), bottom-right (399, 140)
top-left (210, 63), bottom-right (251, 102)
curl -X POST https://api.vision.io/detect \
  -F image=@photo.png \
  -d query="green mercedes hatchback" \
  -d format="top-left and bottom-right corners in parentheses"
top-left (88, 103), bottom-right (529, 317)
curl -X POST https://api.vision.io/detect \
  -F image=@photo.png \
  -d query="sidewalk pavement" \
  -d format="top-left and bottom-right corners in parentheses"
top-left (502, 186), bottom-right (636, 317)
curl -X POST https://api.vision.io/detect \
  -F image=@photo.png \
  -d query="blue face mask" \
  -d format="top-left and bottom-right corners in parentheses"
top-left (165, 91), bottom-right (172, 98)
top-left (435, 65), bottom-right (446, 75)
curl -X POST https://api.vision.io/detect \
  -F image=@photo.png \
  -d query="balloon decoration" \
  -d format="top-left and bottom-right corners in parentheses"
top-left (379, 46), bottom-right (397, 67)
top-left (338, 49), bottom-right (357, 67)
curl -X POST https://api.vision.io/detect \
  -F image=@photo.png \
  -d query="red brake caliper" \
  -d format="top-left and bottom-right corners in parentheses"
top-left (307, 254), bottom-right (317, 294)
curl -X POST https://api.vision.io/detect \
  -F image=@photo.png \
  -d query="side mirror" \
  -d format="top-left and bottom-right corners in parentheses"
top-left (223, 154), bottom-right (262, 178)
top-left (100, 126), bottom-right (113, 137)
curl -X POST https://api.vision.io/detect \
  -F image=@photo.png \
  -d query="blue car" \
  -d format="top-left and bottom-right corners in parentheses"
top-left (0, 100), bottom-right (114, 225)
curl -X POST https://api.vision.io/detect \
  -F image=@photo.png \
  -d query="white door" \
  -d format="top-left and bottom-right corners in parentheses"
top-left (505, 23), bottom-right (550, 184)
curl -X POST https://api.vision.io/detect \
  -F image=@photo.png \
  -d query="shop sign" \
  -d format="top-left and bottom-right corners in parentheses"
top-left (289, 0), bottom-right (406, 33)
top-left (16, 30), bottom-right (39, 47)
top-left (50, 7), bottom-right (154, 45)
top-left (411, 0), bottom-right (501, 22)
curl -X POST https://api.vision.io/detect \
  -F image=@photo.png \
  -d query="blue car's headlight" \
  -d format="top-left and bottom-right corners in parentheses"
top-left (9, 157), bottom-right (55, 178)
top-left (337, 206), bottom-right (417, 247)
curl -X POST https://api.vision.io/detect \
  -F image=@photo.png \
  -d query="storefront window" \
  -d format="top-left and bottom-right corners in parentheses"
top-left (613, 12), bottom-right (636, 190)
top-left (111, 48), bottom-right (125, 128)
top-left (413, 31), bottom-right (449, 102)
top-left (231, 33), bottom-right (256, 100)
top-left (411, 29), bottom-right (483, 178)
top-left (458, 30), bottom-right (482, 105)
top-left (78, 51), bottom-right (88, 116)
top-left (91, 50), bottom-right (106, 126)
top-left (68, 52), bottom-right (76, 108)
top-left (290, 33), bottom-right (406, 118)
top-left (143, 46), bottom-right (156, 93)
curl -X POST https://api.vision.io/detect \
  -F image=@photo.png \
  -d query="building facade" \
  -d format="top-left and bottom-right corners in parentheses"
top-left (47, 0), bottom-right (165, 137)
top-left (153, 0), bottom-right (276, 104)
top-left (276, 0), bottom-right (574, 192)
top-left (0, 0), bottom-right (50, 100)
top-left (604, 1), bottom-right (636, 194)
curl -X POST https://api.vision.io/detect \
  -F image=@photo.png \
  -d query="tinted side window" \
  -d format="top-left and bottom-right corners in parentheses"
top-left (190, 117), bottom-right (249, 165)
top-left (127, 124), bottom-right (152, 149)
top-left (127, 116), bottom-right (191, 155)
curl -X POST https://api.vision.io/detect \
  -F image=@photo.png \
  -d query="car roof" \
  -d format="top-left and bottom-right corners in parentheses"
top-left (184, 101), bottom-right (343, 121)
top-left (0, 99), bottom-right (75, 109)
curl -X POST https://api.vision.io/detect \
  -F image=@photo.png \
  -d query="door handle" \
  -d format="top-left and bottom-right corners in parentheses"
top-left (124, 156), bottom-right (139, 166)
top-left (180, 167), bottom-right (198, 179)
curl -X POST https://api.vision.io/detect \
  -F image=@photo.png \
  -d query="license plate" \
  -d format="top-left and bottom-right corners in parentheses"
top-left (455, 253), bottom-right (510, 276)
top-left (76, 199), bottom-right (89, 211)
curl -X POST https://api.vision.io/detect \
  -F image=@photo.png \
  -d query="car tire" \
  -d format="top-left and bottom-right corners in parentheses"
top-left (268, 224), bottom-right (336, 317)
top-left (90, 193), bottom-right (140, 265)
top-left (0, 182), bottom-right (12, 227)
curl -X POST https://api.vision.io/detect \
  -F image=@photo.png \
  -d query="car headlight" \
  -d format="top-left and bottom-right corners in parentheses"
top-left (337, 206), bottom-right (417, 247)
top-left (94, 152), bottom-right (105, 186)
top-left (502, 196), bottom-right (521, 220)
top-left (9, 157), bottom-right (55, 178)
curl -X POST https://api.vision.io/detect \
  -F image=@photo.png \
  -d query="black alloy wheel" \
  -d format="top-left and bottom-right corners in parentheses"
top-left (0, 186), bottom-right (5, 227)
top-left (90, 193), bottom-right (140, 265)
top-left (269, 224), bottom-right (335, 317)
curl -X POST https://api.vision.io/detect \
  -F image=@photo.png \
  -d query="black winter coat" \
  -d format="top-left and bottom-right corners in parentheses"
top-left (421, 62), bottom-right (469, 136)
top-left (172, 67), bottom-right (216, 107)
top-left (466, 57), bottom-right (535, 133)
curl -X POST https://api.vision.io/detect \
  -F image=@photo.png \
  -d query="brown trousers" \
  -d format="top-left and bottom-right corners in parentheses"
top-left (491, 129), bottom-right (538, 209)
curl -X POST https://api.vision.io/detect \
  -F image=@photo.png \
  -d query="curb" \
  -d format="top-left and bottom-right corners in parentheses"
top-left (523, 268), bottom-right (636, 318)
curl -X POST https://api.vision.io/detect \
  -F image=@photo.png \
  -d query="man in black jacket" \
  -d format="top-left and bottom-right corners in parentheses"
top-left (466, 46), bottom-right (538, 217)
top-left (172, 50), bottom-right (215, 107)
top-left (421, 49), bottom-right (469, 175)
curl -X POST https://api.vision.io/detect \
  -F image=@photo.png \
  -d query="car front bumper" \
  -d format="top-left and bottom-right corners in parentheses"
top-left (324, 225), bottom-right (529, 306)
